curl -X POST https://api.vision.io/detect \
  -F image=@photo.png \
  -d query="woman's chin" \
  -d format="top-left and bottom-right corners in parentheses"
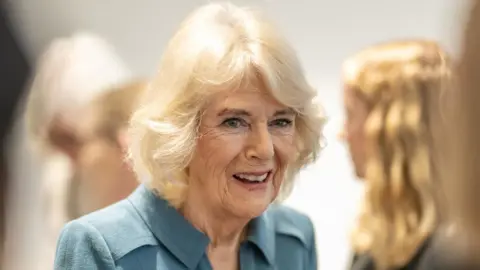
top-left (225, 194), bottom-right (275, 219)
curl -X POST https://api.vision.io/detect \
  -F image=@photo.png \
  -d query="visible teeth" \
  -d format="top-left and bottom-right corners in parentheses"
top-left (235, 173), bottom-right (268, 182)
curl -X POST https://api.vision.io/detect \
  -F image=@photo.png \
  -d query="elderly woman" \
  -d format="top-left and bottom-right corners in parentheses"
top-left (54, 3), bottom-right (324, 270)
top-left (339, 40), bottom-right (451, 270)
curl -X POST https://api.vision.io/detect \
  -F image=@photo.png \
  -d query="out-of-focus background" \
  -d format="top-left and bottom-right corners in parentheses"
top-left (0, 0), bottom-right (471, 269)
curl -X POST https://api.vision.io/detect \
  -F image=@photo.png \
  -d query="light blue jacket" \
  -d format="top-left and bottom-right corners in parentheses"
top-left (54, 185), bottom-right (317, 269)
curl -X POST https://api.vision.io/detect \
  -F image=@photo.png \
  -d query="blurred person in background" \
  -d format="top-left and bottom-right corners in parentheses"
top-left (339, 40), bottom-right (451, 270)
top-left (72, 80), bottom-right (146, 214)
top-left (54, 3), bottom-right (324, 270)
top-left (418, 0), bottom-right (480, 269)
top-left (3, 32), bottom-right (132, 270)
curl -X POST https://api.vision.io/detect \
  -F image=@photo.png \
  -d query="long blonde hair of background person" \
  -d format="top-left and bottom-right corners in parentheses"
top-left (343, 40), bottom-right (451, 269)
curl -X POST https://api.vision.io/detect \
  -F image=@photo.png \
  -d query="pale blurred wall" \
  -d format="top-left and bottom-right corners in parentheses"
top-left (4, 0), bottom-right (469, 269)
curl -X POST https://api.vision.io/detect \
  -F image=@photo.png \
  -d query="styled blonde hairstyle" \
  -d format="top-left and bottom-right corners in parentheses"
top-left (343, 40), bottom-right (451, 269)
top-left (128, 3), bottom-right (325, 208)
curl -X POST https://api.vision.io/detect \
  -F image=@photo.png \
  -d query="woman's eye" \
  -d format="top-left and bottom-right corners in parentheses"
top-left (270, 118), bottom-right (293, 128)
top-left (222, 118), bottom-right (245, 128)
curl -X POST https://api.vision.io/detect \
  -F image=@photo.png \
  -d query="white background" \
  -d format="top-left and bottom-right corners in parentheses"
top-left (5, 0), bottom-right (470, 268)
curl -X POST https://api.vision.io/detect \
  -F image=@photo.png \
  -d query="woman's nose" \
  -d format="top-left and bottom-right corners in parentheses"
top-left (246, 126), bottom-right (274, 161)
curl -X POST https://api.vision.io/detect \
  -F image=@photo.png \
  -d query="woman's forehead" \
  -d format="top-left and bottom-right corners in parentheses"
top-left (204, 87), bottom-right (289, 115)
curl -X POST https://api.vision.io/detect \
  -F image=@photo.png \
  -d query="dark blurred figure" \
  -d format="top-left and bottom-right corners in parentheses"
top-left (448, 0), bottom-right (480, 249)
top-left (0, 1), bottom-right (30, 265)
top-left (419, 1), bottom-right (480, 269)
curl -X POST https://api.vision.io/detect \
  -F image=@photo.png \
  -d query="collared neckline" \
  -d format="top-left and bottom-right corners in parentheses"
top-left (246, 211), bottom-right (275, 265)
top-left (128, 185), bottom-right (276, 267)
top-left (128, 185), bottom-right (210, 269)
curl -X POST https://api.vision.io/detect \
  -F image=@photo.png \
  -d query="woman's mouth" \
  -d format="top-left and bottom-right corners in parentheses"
top-left (233, 171), bottom-right (271, 184)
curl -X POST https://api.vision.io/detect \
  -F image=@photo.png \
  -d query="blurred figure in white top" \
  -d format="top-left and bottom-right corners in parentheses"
top-left (3, 32), bottom-right (131, 270)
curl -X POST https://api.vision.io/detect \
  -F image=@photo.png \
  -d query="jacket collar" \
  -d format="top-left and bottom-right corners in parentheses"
top-left (129, 185), bottom-right (275, 267)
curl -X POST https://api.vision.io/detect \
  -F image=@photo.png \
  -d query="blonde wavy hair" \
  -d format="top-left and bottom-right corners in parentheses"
top-left (343, 40), bottom-right (451, 269)
top-left (128, 3), bottom-right (325, 209)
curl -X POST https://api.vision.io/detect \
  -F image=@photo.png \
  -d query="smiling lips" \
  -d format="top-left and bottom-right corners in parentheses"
top-left (233, 171), bottom-right (271, 184)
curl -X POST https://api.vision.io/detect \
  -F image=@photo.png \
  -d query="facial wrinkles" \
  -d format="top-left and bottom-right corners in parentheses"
top-left (194, 88), bottom-right (297, 199)
top-left (195, 128), bottom-right (222, 171)
top-left (194, 124), bottom-right (236, 209)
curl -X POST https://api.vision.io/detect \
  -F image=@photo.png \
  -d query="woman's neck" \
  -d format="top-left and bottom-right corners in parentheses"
top-left (181, 194), bottom-right (248, 270)
top-left (181, 195), bottom-right (248, 248)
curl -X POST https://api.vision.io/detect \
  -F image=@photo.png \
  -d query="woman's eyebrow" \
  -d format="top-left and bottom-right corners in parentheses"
top-left (273, 108), bottom-right (295, 117)
top-left (217, 108), bottom-right (295, 117)
top-left (217, 108), bottom-right (251, 117)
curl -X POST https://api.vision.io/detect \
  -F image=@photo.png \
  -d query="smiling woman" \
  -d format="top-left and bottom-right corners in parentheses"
top-left (54, 2), bottom-right (325, 270)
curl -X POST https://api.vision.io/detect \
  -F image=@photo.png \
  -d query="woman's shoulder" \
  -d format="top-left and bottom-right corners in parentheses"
top-left (262, 204), bottom-right (318, 269)
top-left (69, 200), bottom-right (150, 236)
top-left (349, 232), bottom-right (480, 270)
top-left (265, 204), bottom-right (315, 246)
top-left (54, 200), bottom-right (157, 269)
top-left (419, 250), bottom-right (480, 270)
top-left (417, 232), bottom-right (480, 270)
top-left (267, 204), bottom-right (314, 227)
top-left (349, 235), bottom-right (436, 270)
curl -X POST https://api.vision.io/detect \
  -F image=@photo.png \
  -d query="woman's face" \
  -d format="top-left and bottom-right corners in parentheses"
top-left (73, 112), bottom-right (138, 215)
top-left (187, 87), bottom-right (297, 219)
top-left (341, 85), bottom-right (369, 178)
